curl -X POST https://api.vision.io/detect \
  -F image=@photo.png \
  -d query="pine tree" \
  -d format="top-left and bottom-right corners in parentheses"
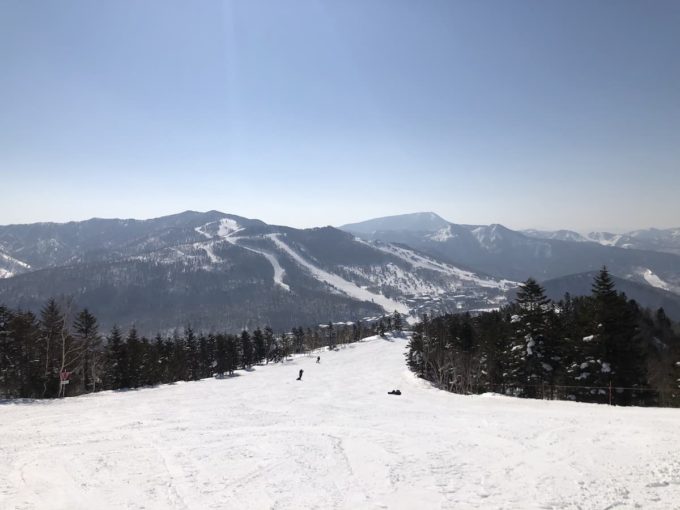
top-left (214, 334), bottom-right (227, 376)
top-left (506, 278), bottom-right (555, 398)
top-left (198, 333), bottom-right (215, 378)
top-left (72, 309), bottom-right (102, 393)
top-left (264, 326), bottom-right (274, 363)
top-left (377, 320), bottom-right (386, 338)
top-left (583, 268), bottom-right (648, 404)
top-left (224, 335), bottom-right (240, 375)
top-left (392, 311), bottom-right (403, 332)
top-left (240, 330), bottom-right (253, 369)
top-left (252, 328), bottom-right (266, 364)
top-left (327, 322), bottom-right (334, 348)
top-left (126, 326), bottom-right (143, 388)
top-left (184, 327), bottom-right (200, 380)
top-left (12, 311), bottom-right (41, 397)
top-left (106, 326), bottom-right (126, 389)
top-left (39, 299), bottom-right (68, 397)
top-left (0, 306), bottom-right (19, 397)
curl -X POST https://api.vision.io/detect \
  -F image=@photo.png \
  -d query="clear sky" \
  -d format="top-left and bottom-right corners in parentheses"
top-left (1, 0), bottom-right (679, 232)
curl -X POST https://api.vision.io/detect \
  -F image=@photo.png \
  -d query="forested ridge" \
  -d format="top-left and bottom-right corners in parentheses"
top-left (0, 299), bottom-right (381, 399)
top-left (407, 268), bottom-right (680, 406)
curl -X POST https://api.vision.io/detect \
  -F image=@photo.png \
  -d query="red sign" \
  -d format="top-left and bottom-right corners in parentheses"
top-left (60, 371), bottom-right (71, 381)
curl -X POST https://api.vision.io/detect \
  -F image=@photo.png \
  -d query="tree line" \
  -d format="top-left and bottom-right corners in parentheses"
top-left (407, 268), bottom-right (680, 407)
top-left (0, 299), bottom-right (389, 399)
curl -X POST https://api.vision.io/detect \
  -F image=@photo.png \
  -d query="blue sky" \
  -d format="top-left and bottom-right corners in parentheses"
top-left (1, 0), bottom-right (679, 232)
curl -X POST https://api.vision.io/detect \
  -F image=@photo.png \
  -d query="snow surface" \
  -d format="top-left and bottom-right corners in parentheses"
top-left (0, 250), bottom-right (31, 278)
top-left (217, 218), bottom-right (243, 238)
top-left (269, 234), bottom-right (409, 314)
top-left (586, 232), bottom-right (623, 247)
top-left (640, 268), bottom-right (671, 291)
top-left (428, 225), bottom-right (455, 242)
top-left (2, 335), bottom-right (679, 510)
top-left (0, 250), bottom-right (31, 269)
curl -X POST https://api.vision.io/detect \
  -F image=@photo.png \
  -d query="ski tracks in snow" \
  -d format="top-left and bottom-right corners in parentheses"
top-left (2, 336), bottom-right (680, 509)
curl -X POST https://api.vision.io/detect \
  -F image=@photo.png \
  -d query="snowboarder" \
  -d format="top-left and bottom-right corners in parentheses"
top-left (316, 356), bottom-right (320, 363)
top-left (388, 389), bottom-right (401, 395)
top-left (297, 369), bottom-right (304, 381)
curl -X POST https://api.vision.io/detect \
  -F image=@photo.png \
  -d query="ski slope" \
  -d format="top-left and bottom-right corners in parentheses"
top-left (2, 335), bottom-right (679, 510)
top-left (269, 234), bottom-right (409, 314)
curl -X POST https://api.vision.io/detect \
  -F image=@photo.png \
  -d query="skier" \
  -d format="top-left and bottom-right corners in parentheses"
top-left (297, 369), bottom-right (304, 381)
top-left (316, 356), bottom-right (320, 363)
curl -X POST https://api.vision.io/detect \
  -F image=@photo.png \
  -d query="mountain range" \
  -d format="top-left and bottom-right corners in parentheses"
top-left (522, 227), bottom-right (680, 255)
top-left (1, 210), bottom-right (679, 333)
top-left (0, 211), bottom-right (511, 333)
top-left (340, 213), bottom-right (680, 292)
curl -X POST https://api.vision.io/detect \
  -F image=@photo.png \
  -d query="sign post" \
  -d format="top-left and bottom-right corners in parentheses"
top-left (59, 371), bottom-right (71, 398)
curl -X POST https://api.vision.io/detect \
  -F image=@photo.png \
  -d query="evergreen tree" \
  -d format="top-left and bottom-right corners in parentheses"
top-left (264, 326), bottom-right (275, 363)
top-left (240, 330), bottom-right (253, 369)
top-left (0, 306), bottom-right (20, 397)
top-left (392, 311), bottom-right (403, 332)
top-left (39, 298), bottom-right (67, 397)
top-left (589, 267), bottom-right (648, 404)
top-left (126, 326), bottom-right (143, 388)
top-left (72, 309), bottom-right (102, 393)
top-left (506, 278), bottom-right (556, 398)
top-left (377, 320), bottom-right (386, 338)
top-left (184, 327), bottom-right (200, 380)
top-left (12, 311), bottom-right (41, 397)
top-left (224, 334), bottom-right (240, 375)
top-left (252, 328), bottom-right (266, 364)
top-left (327, 322), bottom-right (334, 348)
top-left (214, 334), bottom-right (227, 376)
top-left (106, 326), bottom-right (126, 389)
top-left (198, 333), bottom-right (215, 378)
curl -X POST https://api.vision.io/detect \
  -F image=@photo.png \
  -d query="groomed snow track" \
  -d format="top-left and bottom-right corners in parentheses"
top-left (1, 335), bottom-right (679, 509)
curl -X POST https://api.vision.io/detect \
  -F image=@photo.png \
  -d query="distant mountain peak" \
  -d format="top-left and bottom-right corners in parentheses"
top-left (340, 212), bottom-right (450, 234)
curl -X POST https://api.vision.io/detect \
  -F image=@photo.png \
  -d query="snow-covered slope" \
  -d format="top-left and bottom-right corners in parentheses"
top-left (0, 250), bottom-right (31, 279)
top-left (2, 334), bottom-right (678, 510)
top-left (522, 229), bottom-right (589, 243)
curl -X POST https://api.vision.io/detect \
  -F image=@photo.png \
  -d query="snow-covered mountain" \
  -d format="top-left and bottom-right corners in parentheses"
top-left (0, 212), bottom-right (513, 333)
top-left (523, 227), bottom-right (680, 256)
top-left (586, 228), bottom-right (680, 255)
top-left (341, 211), bottom-right (450, 235)
top-left (341, 212), bottom-right (680, 296)
top-left (0, 249), bottom-right (31, 279)
top-left (522, 229), bottom-right (589, 243)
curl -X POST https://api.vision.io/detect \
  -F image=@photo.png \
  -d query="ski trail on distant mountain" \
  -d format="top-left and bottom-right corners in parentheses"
top-left (194, 219), bottom-right (289, 291)
top-left (0, 251), bottom-right (31, 269)
top-left (268, 234), bottom-right (409, 314)
top-left (357, 239), bottom-right (513, 290)
top-left (194, 225), bottom-right (212, 239)
top-left (640, 268), bottom-right (672, 291)
top-left (201, 243), bottom-right (222, 264)
top-left (228, 238), bottom-right (290, 292)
